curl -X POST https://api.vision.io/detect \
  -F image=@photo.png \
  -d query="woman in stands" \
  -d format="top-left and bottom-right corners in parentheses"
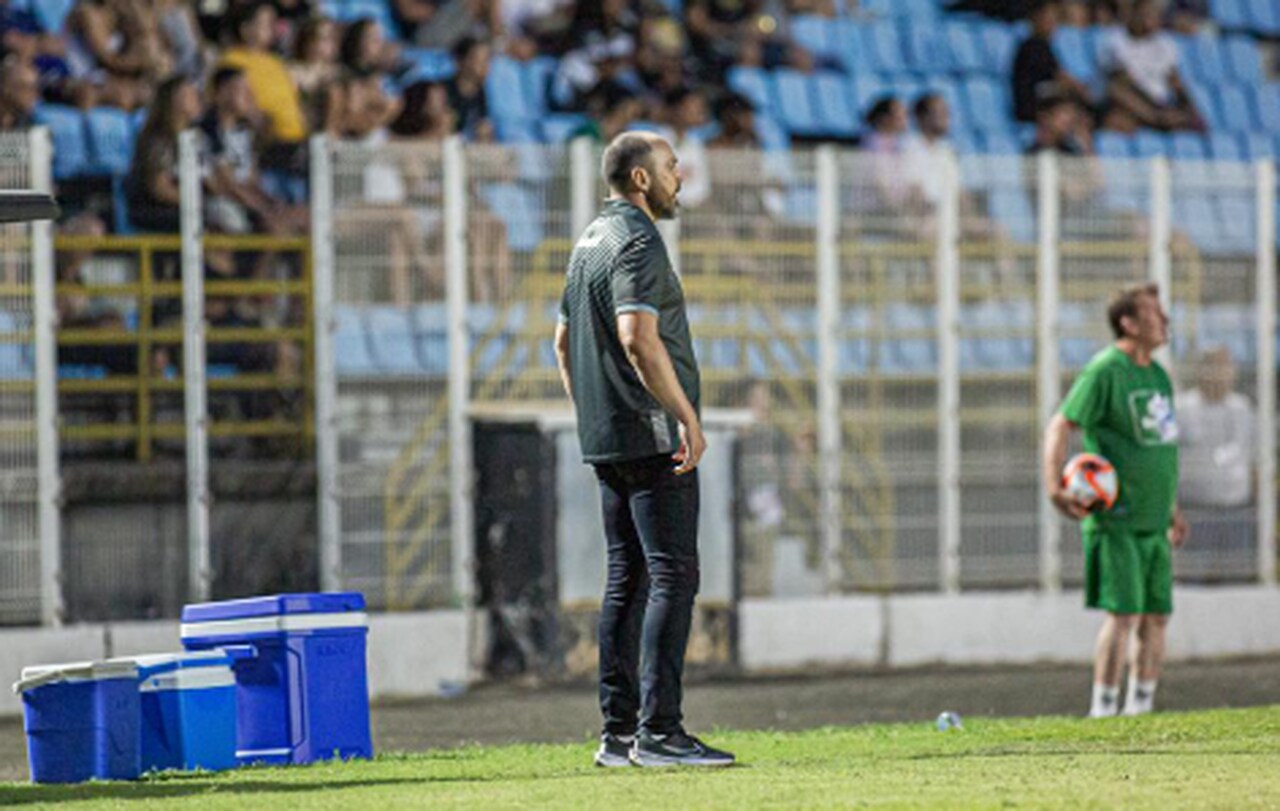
top-left (124, 74), bottom-right (201, 233)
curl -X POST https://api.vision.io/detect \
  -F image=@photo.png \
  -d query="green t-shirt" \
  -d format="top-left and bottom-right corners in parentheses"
top-left (559, 199), bottom-right (701, 464)
top-left (1059, 346), bottom-right (1180, 532)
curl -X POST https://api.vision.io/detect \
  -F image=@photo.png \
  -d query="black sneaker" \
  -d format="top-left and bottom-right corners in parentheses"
top-left (630, 730), bottom-right (735, 768)
top-left (593, 732), bottom-right (635, 768)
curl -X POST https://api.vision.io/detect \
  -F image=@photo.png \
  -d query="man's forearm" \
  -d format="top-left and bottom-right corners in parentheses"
top-left (627, 337), bottom-right (697, 427)
top-left (1042, 416), bottom-right (1072, 493)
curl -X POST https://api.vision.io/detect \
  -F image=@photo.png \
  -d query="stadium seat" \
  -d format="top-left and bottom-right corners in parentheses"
top-left (1201, 302), bottom-right (1256, 363)
top-left (755, 114), bottom-right (791, 151)
top-left (540, 114), bottom-right (589, 143)
top-left (727, 66), bottom-right (772, 114)
top-left (1132, 130), bottom-right (1169, 157)
top-left (834, 19), bottom-right (874, 73)
top-left (1182, 34), bottom-right (1228, 85)
top-left (333, 305), bottom-right (377, 378)
top-left (412, 303), bottom-right (449, 375)
top-left (1223, 35), bottom-right (1265, 83)
top-left (903, 21), bottom-right (950, 73)
top-left (522, 57), bottom-right (556, 118)
top-left (848, 75), bottom-right (887, 116)
top-left (945, 22), bottom-right (984, 73)
top-left (1182, 79), bottom-right (1222, 129)
top-left (493, 118), bottom-right (538, 144)
top-left (977, 130), bottom-right (1017, 155)
top-left (881, 302), bottom-right (936, 374)
top-left (1175, 195), bottom-right (1221, 252)
top-left (1249, 84), bottom-right (1280, 130)
top-left (1246, 0), bottom-right (1280, 36)
top-left (976, 22), bottom-right (1017, 75)
top-left (791, 15), bottom-right (838, 64)
top-left (478, 183), bottom-right (544, 252)
top-left (33, 104), bottom-right (88, 180)
top-left (486, 56), bottom-right (531, 122)
top-left (865, 21), bottom-right (908, 73)
top-left (399, 48), bottom-right (455, 83)
top-left (1240, 132), bottom-right (1273, 159)
top-left (1170, 132), bottom-right (1208, 160)
top-left (949, 126), bottom-right (979, 154)
top-left (1094, 132), bottom-right (1133, 158)
top-left (1211, 0), bottom-right (1252, 30)
top-left (964, 300), bottom-right (1033, 371)
top-left (85, 107), bottom-right (134, 176)
top-left (330, 0), bottom-right (401, 39)
top-left (962, 77), bottom-right (1009, 133)
top-left (111, 175), bottom-right (136, 235)
top-left (989, 187), bottom-right (1035, 243)
top-left (813, 71), bottom-right (859, 138)
top-left (1053, 28), bottom-right (1098, 85)
top-left (772, 70), bottom-right (822, 136)
top-left (33, 0), bottom-right (74, 32)
top-left (1216, 82), bottom-right (1255, 133)
top-left (1209, 132), bottom-right (1246, 161)
top-left (1216, 196), bottom-right (1256, 254)
top-left (840, 306), bottom-right (871, 375)
top-left (366, 307), bottom-right (420, 375)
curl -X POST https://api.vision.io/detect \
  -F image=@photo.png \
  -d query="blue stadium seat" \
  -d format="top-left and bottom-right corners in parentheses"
top-left (1216, 196), bottom-right (1256, 254)
top-left (978, 130), bottom-right (1017, 154)
top-left (1246, 0), bottom-right (1280, 35)
top-left (1175, 195), bottom-right (1221, 252)
top-left (539, 114), bottom-right (589, 143)
top-left (813, 71), bottom-right (858, 137)
top-left (85, 107), bottom-right (133, 176)
top-left (33, 104), bottom-right (88, 180)
top-left (1059, 302), bottom-right (1107, 368)
top-left (111, 175), bottom-right (135, 235)
top-left (791, 15), bottom-right (839, 64)
top-left (903, 21), bottom-right (949, 72)
top-left (949, 126), bottom-right (979, 154)
top-left (964, 300), bottom-right (1033, 371)
top-left (945, 22), bottom-right (984, 73)
top-left (486, 56), bottom-right (530, 122)
top-left (399, 48), bottom-right (454, 83)
top-left (522, 57), bottom-right (556, 118)
top-left (839, 306), bottom-right (871, 375)
top-left (754, 113), bottom-right (791, 151)
top-left (1182, 79), bottom-right (1222, 128)
top-left (976, 22), bottom-right (1017, 75)
top-left (772, 70), bottom-right (822, 136)
top-left (835, 19), bottom-right (874, 73)
top-left (881, 303), bottom-right (936, 374)
top-left (494, 118), bottom-right (538, 143)
top-left (1094, 132), bottom-right (1133, 158)
top-left (1209, 132), bottom-right (1246, 160)
top-left (962, 77), bottom-right (1008, 133)
top-left (34, 0), bottom-right (74, 32)
top-left (330, 0), bottom-right (401, 39)
top-left (1223, 35), bottom-right (1265, 82)
top-left (1170, 132), bottom-right (1208, 160)
top-left (1182, 34), bottom-right (1228, 85)
top-left (1053, 28), bottom-right (1098, 85)
top-left (1215, 82), bottom-right (1255, 132)
top-left (865, 21), bottom-right (908, 73)
top-left (727, 66), bottom-right (772, 114)
top-left (1240, 132), bottom-right (1273, 159)
top-left (1211, 0), bottom-right (1252, 30)
top-left (1132, 130), bottom-right (1169, 157)
top-left (479, 183), bottom-right (544, 252)
top-left (366, 307), bottom-right (420, 375)
top-left (1200, 303), bottom-right (1256, 363)
top-left (1249, 84), bottom-right (1280, 130)
top-left (412, 303), bottom-right (449, 375)
top-left (989, 187), bottom-right (1035, 243)
top-left (333, 305), bottom-right (377, 377)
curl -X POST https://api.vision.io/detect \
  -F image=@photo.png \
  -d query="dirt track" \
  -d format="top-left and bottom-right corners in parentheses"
top-left (4, 657), bottom-right (1276, 782)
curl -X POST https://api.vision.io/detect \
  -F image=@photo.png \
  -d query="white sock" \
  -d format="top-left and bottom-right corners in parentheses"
top-left (1124, 677), bottom-right (1158, 715)
top-left (1090, 683), bottom-right (1121, 718)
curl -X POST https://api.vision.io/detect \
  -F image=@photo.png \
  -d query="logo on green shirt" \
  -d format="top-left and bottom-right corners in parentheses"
top-left (1127, 390), bottom-right (1179, 446)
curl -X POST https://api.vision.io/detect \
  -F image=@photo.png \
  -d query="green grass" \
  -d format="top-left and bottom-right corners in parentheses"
top-left (4, 706), bottom-right (1279, 809)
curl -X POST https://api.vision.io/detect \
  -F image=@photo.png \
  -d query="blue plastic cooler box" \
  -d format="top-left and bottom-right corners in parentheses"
top-left (14, 660), bottom-right (140, 784)
top-left (180, 592), bottom-right (372, 765)
top-left (119, 650), bottom-right (239, 773)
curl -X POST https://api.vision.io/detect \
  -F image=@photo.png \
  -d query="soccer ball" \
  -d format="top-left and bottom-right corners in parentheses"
top-left (1061, 453), bottom-right (1118, 511)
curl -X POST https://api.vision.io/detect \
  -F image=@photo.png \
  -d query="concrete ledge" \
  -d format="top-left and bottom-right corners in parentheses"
top-left (1168, 586), bottom-right (1280, 658)
top-left (0, 626), bottom-right (106, 716)
top-left (739, 596), bottom-right (883, 670)
top-left (106, 621), bottom-right (181, 658)
top-left (367, 610), bottom-right (470, 699)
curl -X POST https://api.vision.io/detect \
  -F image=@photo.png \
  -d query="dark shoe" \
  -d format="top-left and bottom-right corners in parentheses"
top-left (593, 732), bottom-right (635, 768)
top-left (629, 730), bottom-right (735, 768)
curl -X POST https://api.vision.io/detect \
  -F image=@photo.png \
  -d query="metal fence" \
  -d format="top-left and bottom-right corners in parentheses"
top-left (3, 133), bottom-right (1278, 626)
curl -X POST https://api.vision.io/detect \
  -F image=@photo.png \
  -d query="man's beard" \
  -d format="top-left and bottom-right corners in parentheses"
top-left (648, 189), bottom-right (679, 220)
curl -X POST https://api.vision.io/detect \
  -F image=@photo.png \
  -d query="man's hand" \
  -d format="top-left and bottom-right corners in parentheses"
top-left (673, 419), bottom-right (706, 475)
top-left (1169, 508), bottom-right (1190, 548)
top-left (1049, 486), bottom-right (1091, 521)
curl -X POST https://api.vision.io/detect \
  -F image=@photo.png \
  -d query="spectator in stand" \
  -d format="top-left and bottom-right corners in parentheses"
top-left (126, 74), bottom-right (203, 232)
top-left (1166, 0), bottom-right (1210, 35)
top-left (569, 78), bottom-right (643, 143)
top-left (157, 0), bottom-right (206, 80)
top-left (288, 16), bottom-right (340, 133)
top-left (707, 90), bottom-right (759, 150)
top-left (66, 0), bottom-right (171, 110)
top-left (1059, 0), bottom-right (1091, 26)
top-left (339, 17), bottom-right (401, 78)
top-left (1179, 347), bottom-right (1254, 511)
top-left (704, 92), bottom-right (785, 268)
top-left (553, 0), bottom-right (641, 110)
top-left (685, 0), bottom-right (812, 81)
top-left (0, 57), bottom-right (39, 131)
top-left (498, 0), bottom-right (574, 60)
top-left (0, 7), bottom-right (98, 108)
top-left (861, 96), bottom-right (916, 221)
top-left (635, 13), bottom-right (690, 108)
top-left (658, 87), bottom-right (710, 209)
top-left (446, 36), bottom-right (494, 140)
top-left (1098, 0), bottom-right (1205, 133)
top-left (1012, 0), bottom-right (1093, 125)
top-left (218, 2), bottom-right (310, 189)
top-left (200, 66), bottom-right (308, 242)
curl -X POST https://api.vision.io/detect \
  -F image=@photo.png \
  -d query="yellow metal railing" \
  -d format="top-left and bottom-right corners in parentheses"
top-left (0, 234), bottom-right (315, 460)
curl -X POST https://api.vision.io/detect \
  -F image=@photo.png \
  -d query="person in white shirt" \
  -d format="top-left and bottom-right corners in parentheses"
top-left (657, 87), bottom-right (711, 209)
top-left (1098, 0), bottom-right (1204, 132)
top-left (1179, 347), bottom-right (1253, 509)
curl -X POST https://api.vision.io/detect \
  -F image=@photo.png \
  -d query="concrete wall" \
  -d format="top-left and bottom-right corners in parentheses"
top-left (0, 610), bottom-right (471, 717)
top-left (3, 588), bottom-right (1278, 717)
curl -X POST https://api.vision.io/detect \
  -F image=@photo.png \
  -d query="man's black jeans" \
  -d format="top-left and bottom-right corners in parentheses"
top-left (593, 454), bottom-right (700, 736)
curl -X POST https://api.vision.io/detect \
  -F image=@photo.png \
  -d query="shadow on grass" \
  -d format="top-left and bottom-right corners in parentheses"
top-left (0, 774), bottom-right (491, 805)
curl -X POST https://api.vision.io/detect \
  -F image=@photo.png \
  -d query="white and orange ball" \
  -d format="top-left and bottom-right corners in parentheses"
top-left (1062, 453), bottom-right (1118, 511)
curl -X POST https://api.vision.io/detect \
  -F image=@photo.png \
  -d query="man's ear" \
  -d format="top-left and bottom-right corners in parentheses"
top-left (631, 165), bottom-right (650, 193)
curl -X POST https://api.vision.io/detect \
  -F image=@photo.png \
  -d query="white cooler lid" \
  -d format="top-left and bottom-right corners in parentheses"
top-left (14, 660), bottom-right (138, 693)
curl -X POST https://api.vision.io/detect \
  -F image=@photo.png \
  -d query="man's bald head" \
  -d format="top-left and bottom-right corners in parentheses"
top-left (601, 131), bottom-right (671, 194)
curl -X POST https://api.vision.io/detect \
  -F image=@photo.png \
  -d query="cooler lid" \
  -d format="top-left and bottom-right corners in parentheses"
top-left (181, 592), bottom-right (365, 624)
top-left (109, 649), bottom-right (233, 679)
top-left (14, 660), bottom-right (138, 693)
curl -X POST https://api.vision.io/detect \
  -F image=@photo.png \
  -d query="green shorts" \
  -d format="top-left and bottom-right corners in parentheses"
top-left (1083, 525), bottom-right (1173, 615)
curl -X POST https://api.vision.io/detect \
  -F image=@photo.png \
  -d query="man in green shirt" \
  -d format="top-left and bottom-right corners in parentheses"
top-left (1042, 283), bottom-right (1190, 717)
top-left (553, 131), bottom-right (733, 768)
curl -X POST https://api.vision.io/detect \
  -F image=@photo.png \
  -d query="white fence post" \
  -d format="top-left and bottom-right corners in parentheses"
top-left (815, 145), bottom-right (842, 592)
top-left (311, 134), bottom-right (342, 593)
top-left (29, 127), bottom-right (61, 625)
top-left (179, 129), bottom-right (211, 603)
top-left (1256, 159), bottom-right (1277, 587)
top-left (443, 135), bottom-right (473, 609)
top-left (937, 149), bottom-right (962, 594)
top-left (1036, 151), bottom-right (1062, 594)
top-left (569, 137), bottom-right (595, 241)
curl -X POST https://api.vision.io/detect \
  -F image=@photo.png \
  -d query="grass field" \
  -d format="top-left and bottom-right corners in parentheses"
top-left (2, 706), bottom-right (1278, 809)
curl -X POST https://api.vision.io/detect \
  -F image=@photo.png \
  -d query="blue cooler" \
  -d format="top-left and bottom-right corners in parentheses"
top-left (14, 660), bottom-right (141, 784)
top-left (119, 650), bottom-right (239, 773)
top-left (180, 593), bottom-right (373, 765)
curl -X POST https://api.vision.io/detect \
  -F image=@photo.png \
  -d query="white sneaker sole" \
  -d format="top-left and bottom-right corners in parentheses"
top-left (593, 751), bottom-right (633, 768)
top-left (629, 750), bottom-right (735, 768)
